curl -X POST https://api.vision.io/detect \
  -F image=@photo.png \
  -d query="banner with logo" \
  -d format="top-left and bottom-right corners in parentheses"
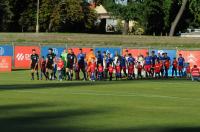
top-left (69, 48), bottom-right (92, 55)
top-left (149, 49), bottom-right (177, 76)
top-left (178, 50), bottom-right (200, 68)
top-left (122, 49), bottom-right (148, 60)
top-left (0, 56), bottom-right (12, 72)
top-left (41, 46), bottom-right (66, 58)
top-left (14, 46), bottom-right (40, 69)
top-left (94, 47), bottom-right (121, 58)
top-left (0, 45), bottom-right (13, 56)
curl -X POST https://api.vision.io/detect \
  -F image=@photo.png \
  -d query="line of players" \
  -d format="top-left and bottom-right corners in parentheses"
top-left (30, 48), bottom-right (188, 81)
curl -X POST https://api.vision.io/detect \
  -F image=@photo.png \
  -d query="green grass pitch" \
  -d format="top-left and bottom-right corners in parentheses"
top-left (0, 70), bottom-right (200, 132)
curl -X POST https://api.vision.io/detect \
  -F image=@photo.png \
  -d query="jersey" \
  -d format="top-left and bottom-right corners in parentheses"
top-left (164, 56), bottom-right (171, 68)
top-left (127, 57), bottom-right (135, 65)
top-left (67, 53), bottom-right (76, 64)
top-left (155, 64), bottom-right (161, 73)
top-left (144, 56), bottom-right (152, 65)
top-left (178, 57), bottom-right (185, 66)
top-left (172, 60), bottom-right (178, 68)
top-left (46, 53), bottom-right (55, 64)
top-left (120, 56), bottom-right (126, 67)
top-left (57, 61), bottom-right (64, 70)
top-left (191, 68), bottom-right (200, 76)
top-left (97, 54), bottom-right (103, 65)
top-left (128, 64), bottom-right (134, 74)
top-left (151, 55), bottom-right (157, 66)
top-left (108, 66), bottom-right (114, 73)
top-left (98, 65), bottom-right (104, 73)
top-left (106, 57), bottom-right (113, 68)
top-left (31, 54), bottom-right (39, 64)
top-left (115, 65), bottom-right (121, 73)
top-left (77, 53), bottom-right (85, 64)
top-left (89, 63), bottom-right (96, 72)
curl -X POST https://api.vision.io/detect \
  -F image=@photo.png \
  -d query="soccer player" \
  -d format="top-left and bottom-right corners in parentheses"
top-left (154, 60), bottom-right (161, 78)
top-left (45, 48), bottom-right (56, 80)
top-left (127, 53), bottom-right (135, 66)
top-left (128, 61), bottom-right (135, 80)
top-left (108, 63), bottom-right (114, 81)
top-left (144, 52), bottom-right (152, 78)
top-left (97, 63), bottom-right (104, 80)
top-left (172, 57), bottom-right (178, 78)
top-left (105, 53), bottom-right (113, 80)
top-left (178, 54), bottom-right (185, 77)
top-left (150, 51), bottom-right (157, 77)
top-left (191, 65), bottom-right (200, 81)
top-left (137, 62), bottom-right (143, 79)
top-left (115, 62), bottom-right (121, 80)
top-left (88, 58), bottom-right (96, 81)
top-left (74, 63), bottom-right (80, 80)
top-left (39, 56), bottom-right (46, 80)
top-left (186, 63), bottom-right (191, 79)
top-left (102, 51), bottom-right (107, 79)
top-left (61, 48), bottom-right (68, 80)
top-left (77, 48), bottom-right (87, 80)
top-left (163, 53), bottom-right (171, 78)
top-left (57, 57), bottom-right (64, 81)
top-left (30, 49), bottom-right (39, 80)
top-left (120, 55), bottom-right (127, 77)
top-left (66, 48), bottom-right (76, 81)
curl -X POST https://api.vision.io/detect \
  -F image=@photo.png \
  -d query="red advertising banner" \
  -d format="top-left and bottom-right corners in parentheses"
top-left (122, 49), bottom-right (148, 59)
top-left (0, 56), bottom-right (12, 72)
top-left (68, 48), bottom-right (92, 55)
top-left (178, 50), bottom-right (200, 68)
top-left (14, 46), bottom-right (40, 69)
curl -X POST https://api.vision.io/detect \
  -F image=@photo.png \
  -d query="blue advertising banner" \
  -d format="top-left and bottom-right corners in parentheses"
top-left (41, 46), bottom-right (66, 58)
top-left (149, 49), bottom-right (177, 76)
top-left (94, 47), bottom-right (121, 58)
top-left (0, 45), bottom-right (13, 56)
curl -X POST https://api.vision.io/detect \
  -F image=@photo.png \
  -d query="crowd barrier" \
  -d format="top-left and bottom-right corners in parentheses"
top-left (0, 43), bottom-right (200, 74)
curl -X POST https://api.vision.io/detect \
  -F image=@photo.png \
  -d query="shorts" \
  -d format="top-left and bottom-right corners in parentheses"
top-left (144, 65), bottom-right (151, 72)
top-left (178, 66), bottom-right (183, 71)
top-left (67, 63), bottom-right (74, 69)
top-left (31, 63), bottom-right (38, 70)
top-left (78, 63), bottom-right (85, 70)
top-left (46, 63), bottom-right (53, 70)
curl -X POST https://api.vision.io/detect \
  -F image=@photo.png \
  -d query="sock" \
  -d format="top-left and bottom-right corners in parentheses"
top-left (36, 72), bottom-right (39, 80)
top-left (31, 73), bottom-right (34, 79)
top-left (46, 72), bottom-right (49, 79)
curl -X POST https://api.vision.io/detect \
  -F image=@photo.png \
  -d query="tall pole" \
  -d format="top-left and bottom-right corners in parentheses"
top-left (36, 0), bottom-right (39, 33)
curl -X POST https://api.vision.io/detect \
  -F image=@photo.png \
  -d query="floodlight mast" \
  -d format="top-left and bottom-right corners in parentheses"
top-left (36, 0), bottom-right (39, 33)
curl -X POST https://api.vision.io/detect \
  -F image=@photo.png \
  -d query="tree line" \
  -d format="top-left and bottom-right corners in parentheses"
top-left (0, 0), bottom-right (199, 35)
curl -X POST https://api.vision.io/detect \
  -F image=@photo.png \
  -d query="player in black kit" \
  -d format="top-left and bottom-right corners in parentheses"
top-left (66, 48), bottom-right (77, 80)
top-left (45, 48), bottom-right (56, 80)
top-left (30, 49), bottom-right (39, 80)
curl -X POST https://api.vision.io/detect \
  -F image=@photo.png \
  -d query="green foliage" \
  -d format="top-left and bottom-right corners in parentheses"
top-left (189, 0), bottom-right (200, 27)
top-left (0, 0), bottom-right (13, 31)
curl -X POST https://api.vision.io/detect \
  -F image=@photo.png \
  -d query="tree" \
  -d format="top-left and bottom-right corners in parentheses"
top-left (0, 0), bottom-right (13, 31)
top-left (143, 0), bottom-right (165, 35)
top-left (169, 0), bottom-right (188, 36)
top-left (105, 0), bottom-right (143, 35)
top-left (189, 0), bottom-right (200, 27)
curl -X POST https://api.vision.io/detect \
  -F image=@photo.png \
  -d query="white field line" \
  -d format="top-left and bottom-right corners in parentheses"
top-left (12, 89), bottom-right (195, 101)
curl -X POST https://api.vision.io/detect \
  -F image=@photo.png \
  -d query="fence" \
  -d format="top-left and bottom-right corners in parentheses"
top-left (0, 43), bottom-right (200, 70)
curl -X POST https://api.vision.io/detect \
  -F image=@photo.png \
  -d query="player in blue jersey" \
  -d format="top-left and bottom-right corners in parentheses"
top-left (105, 53), bottom-right (113, 80)
top-left (178, 54), bottom-right (185, 77)
top-left (77, 48), bottom-right (87, 80)
top-left (144, 52), bottom-right (152, 78)
top-left (150, 51), bottom-right (157, 77)
top-left (120, 56), bottom-right (127, 77)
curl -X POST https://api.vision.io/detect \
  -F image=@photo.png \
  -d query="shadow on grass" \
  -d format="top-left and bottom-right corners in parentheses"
top-left (0, 103), bottom-right (199, 132)
top-left (0, 79), bottom-right (191, 91)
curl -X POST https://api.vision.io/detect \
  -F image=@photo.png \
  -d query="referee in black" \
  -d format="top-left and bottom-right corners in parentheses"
top-left (30, 49), bottom-right (39, 80)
